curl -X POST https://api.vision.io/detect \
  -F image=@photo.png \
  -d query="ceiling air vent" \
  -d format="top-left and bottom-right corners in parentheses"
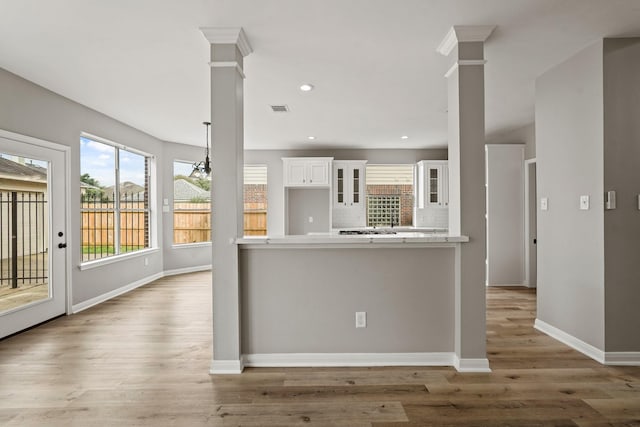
top-left (270, 104), bottom-right (289, 113)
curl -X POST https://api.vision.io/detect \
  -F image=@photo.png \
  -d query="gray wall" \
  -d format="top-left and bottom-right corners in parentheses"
top-left (535, 41), bottom-right (605, 350)
top-left (245, 148), bottom-right (447, 236)
top-left (487, 123), bottom-right (536, 160)
top-left (0, 67), bottom-right (208, 305)
top-left (240, 247), bottom-right (455, 354)
top-left (603, 38), bottom-right (640, 352)
top-left (162, 141), bottom-right (213, 271)
top-left (286, 188), bottom-right (331, 235)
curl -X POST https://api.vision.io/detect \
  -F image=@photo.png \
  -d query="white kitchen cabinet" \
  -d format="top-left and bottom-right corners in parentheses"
top-left (415, 160), bottom-right (449, 228)
top-left (332, 160), bottom-right (366, 228)
top-left (282, 157), bottom-right (332, 187)
top-left (417, 160), bottom-right (448, 208)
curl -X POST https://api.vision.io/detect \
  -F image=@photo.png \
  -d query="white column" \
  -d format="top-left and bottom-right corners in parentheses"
top-left (437, 25), bottom-right (494, 371)
top-left (201, 27), bottom-right (252, 374)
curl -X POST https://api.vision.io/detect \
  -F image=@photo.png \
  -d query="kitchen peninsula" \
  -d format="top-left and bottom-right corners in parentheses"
top-left (236, 227), bottom-right (476, 372)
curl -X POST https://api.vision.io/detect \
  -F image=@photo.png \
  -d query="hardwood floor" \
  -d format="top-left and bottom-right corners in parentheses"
top-left (1, 274), bottom-right (639, 426)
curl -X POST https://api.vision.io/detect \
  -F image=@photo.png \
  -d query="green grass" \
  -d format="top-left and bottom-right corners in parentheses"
top-left (81, 245), bottom-right (146, 254)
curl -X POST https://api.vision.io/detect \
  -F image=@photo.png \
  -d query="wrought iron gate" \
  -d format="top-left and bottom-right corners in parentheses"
top-left (0, 191), bottom-right (48, 289)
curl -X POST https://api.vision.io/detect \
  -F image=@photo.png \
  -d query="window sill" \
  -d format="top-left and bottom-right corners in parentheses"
top-left (78, 248), bottom-right (159, 271)
top-left (171, 242), bottom-right (212, 249)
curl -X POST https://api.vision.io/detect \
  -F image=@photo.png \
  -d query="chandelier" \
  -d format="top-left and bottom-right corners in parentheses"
top-left (190, 121), bottom-right (211, 180)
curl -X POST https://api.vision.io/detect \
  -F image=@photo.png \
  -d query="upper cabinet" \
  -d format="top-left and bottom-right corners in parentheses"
top-left (333, 161), bottom-right (366, 208)
top-left (417, 160), bottom-right (448, 209)
top-left (415, 160), bottom-right (449, 229)
top-left (282, 157), bottom-right (332, 187)
top-left (332, 160), bottom-right (367, 228)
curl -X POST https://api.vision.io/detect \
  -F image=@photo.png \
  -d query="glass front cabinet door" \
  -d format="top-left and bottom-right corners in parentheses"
top-left (333, 161), bottom-right (366, 208)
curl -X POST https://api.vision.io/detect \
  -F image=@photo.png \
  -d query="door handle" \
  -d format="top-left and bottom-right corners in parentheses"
top-left (533, 239), bottom-right (537, 245)
top-left (58, 243), bottom-right (67, 249)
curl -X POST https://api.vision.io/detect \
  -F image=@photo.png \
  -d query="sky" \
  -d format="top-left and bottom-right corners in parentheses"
top-left (173, 160), bottom-right (194, 177)
top-left (80, 137), bottom-right (146, 187)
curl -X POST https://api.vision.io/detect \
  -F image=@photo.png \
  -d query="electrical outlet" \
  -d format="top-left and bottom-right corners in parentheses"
top-left (144, 257), bottom-right (149, 266)
top-left (540, 197), bottom-right (548, 211)
top-left (580, 195), bottom-right (589, 210)
top-left (308, 216), bottom-right (314, 223)
top-left (355, 311), bottom-right (366, 328)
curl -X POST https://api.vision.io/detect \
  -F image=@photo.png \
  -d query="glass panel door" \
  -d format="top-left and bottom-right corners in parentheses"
top-left (0, 133), bottom-right (66, 338)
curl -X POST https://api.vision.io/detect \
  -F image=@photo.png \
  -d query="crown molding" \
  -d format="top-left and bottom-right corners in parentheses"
top-left (437, 25), bottom-right (496, 56)
top-left (200, 27), bottom-right (253, 57)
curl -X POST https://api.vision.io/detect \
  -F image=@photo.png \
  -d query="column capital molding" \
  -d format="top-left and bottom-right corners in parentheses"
top-left (437, 25), bottom-right (496, 56)
top-left (200, 27), bottom-right (253, 57)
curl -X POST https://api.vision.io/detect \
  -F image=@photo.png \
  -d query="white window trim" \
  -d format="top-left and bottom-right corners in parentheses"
top-left (78, 248), bottom-right (159, 271)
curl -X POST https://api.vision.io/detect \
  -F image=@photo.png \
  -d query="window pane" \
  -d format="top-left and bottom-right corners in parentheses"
top-left (81, 137), bottom-right (152, 262)
top-left (365, 164), bottom-right (414, 226)
top-left (244, 164), bottom-right (267, 236)
top-left (80, 137), bottom-right (116, 261)
top-left (119, 150), bottom-right (149, 253)
top-left (173, 161), bottom-right (211, 244)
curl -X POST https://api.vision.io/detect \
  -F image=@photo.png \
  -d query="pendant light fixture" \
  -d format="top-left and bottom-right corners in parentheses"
top-left (190, 121), bottom-right (212, 180)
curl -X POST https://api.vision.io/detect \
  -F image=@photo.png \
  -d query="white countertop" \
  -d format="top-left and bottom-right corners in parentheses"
top-left (236, 231), bottom-right (469, 246)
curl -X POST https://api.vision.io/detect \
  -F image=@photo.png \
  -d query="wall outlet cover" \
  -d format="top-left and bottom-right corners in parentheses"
top-left (355, 311), bottom-right (366, 328)
top-left (540, 197), bottom-right (548, 211)
top-left (580, 195), bottom-right (589, 210)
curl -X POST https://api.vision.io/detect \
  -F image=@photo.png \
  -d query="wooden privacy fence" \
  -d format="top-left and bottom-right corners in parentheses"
top-left (82, 201), bottom-right (267, 248)
top-left (173, 202), bottom-right (267, 243)
top-left (81, 202), bottom-right (148, 249)
top-left (244, 202), bottom-right (267, 236)
top-left (174, 202), bottom-right (211, 244)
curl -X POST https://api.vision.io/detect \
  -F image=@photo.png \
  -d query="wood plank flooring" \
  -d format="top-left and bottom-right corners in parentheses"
top-left (1, 274), bottom-right (639, 426)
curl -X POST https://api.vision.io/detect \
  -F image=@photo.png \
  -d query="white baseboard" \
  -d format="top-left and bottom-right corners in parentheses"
top-left (534, 318), bottom-right (605, 363)
top-left (210, 358), bottom-right (245, 374)
top-left (163, 265), bottom-right (212, 277)
top-left (453, 356), bottom-right (492, 372)
top-left (71, 272), bottom-right (164, 313)
top-left (243, 352), bottom-right (455, 368)
top-left (604, 352), bottom-right (640, 366)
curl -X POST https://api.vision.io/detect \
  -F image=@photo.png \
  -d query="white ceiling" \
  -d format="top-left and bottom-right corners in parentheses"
top-left (1, 0), bottom-right (640, 150)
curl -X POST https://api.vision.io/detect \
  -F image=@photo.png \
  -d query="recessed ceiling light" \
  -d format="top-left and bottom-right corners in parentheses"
top-left (307, 136), bottom-right (316, 140)
top-left (300, 84), bottom-right (314, 92)
top-left (401, 135), bottom-right (409, 140)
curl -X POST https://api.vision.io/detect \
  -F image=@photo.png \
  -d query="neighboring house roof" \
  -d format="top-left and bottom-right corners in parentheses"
top-left (174, 179), bottom-right (209, 201)
top-left (0, 157), bottom-right (47, 182)
top-left (103, 181), bottom-right (145, 201)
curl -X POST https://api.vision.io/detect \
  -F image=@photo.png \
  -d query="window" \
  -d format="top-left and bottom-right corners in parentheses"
top-left (173, 161), bottom-right (211, 245)
top-left (80, 136), bottom-right (152, 262)
top-left (244, 165), bottom-right (267, 236)
top-left (365, 164), bottom-right (414, 227)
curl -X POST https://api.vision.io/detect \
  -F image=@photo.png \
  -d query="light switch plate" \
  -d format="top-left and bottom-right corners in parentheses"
top-left (540, 197), bottom-right (548, 211)
top-left (355, 312), bottom-right (366, 328)
top-left (580, 195), bottom-right (590, 210)
top-left (605, 190), bottom-right (616, 210)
